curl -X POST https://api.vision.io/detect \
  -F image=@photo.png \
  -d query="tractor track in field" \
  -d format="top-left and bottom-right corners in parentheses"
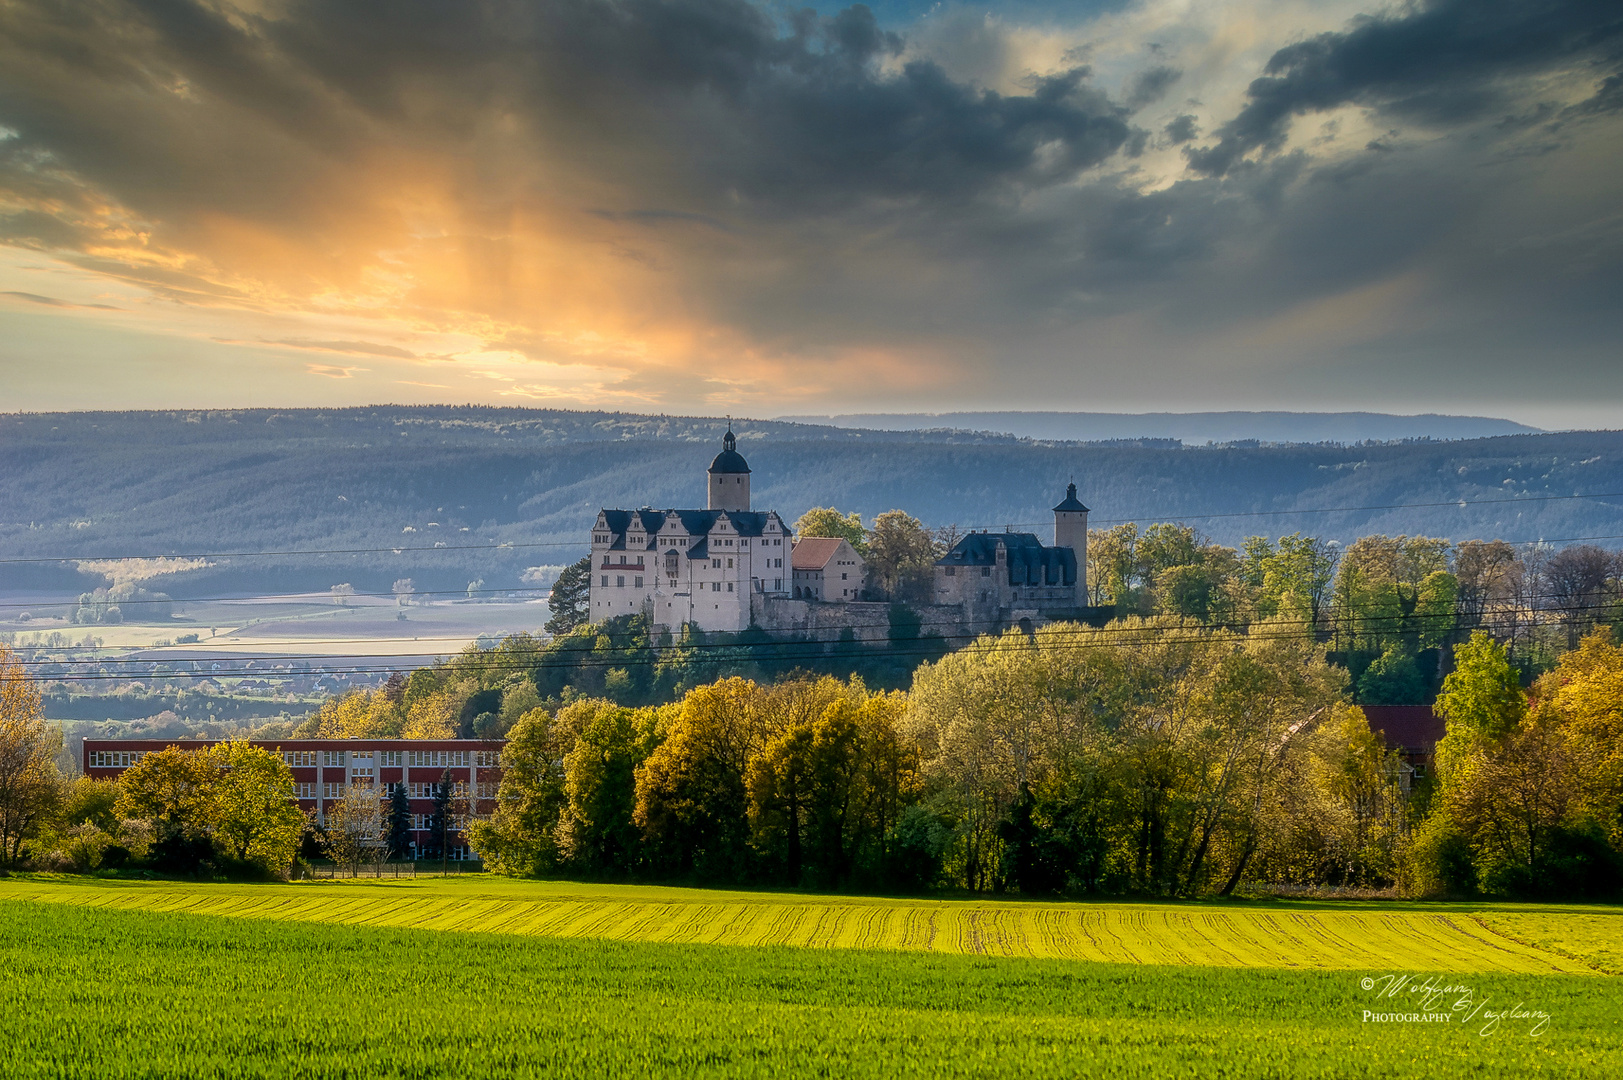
top-left (0, 881), bottom-right (1610, 974)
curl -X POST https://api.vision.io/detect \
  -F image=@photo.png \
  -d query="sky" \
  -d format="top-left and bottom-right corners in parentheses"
top-left (0, 0), bottom-right (1620, 427)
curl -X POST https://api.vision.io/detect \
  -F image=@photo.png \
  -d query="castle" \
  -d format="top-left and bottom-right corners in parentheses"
top-left (589, 430), bottom-right (1090, 638)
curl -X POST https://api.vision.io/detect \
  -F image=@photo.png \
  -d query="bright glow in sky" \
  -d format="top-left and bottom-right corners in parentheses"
top-left (1, 0), bottom-right (1619, 425)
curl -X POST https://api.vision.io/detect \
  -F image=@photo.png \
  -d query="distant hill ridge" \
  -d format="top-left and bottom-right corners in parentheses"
top-left (779, 411), bottom-right (1544, 445)
top-left (0, 407), bottom-right (1618, 600)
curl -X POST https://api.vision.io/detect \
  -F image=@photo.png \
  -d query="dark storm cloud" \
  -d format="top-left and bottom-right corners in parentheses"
top-left (0, 0), bottom-right (1132, 222)
top-left (1187, 0), bottom-right (1623, 177)
top-left (1126, 65), bottom-right (1181, 109)
top-left (0, 0), bottom-right (1620, 410)
top-left (1163, 114), bottom-right (1199, 144)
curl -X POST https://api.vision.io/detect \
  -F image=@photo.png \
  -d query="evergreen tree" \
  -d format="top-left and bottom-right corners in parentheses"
top-left (429, 768), bottom-right (455, 862)
top-left (386, 782), bottom-right (412, 860)
top-left (545, 556), bottom-right (593, 636)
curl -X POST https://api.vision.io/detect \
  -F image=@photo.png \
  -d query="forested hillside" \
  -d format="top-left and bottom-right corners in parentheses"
top-left (2, 406), bottom-right (1621, 598)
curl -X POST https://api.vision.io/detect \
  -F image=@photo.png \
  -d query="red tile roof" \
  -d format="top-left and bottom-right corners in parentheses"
top-left (1362, 705), bottom-right (1446, 751)
top-left (792, 536), bottom-right (848, 571)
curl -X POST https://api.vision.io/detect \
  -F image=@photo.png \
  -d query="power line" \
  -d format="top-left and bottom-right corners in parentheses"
top-left (8, 589), bottom-right (1599, 661)
top-left (12, 596), bottom-right (1614, 678)
top-left (5, 490), bottom-right (1623, 566)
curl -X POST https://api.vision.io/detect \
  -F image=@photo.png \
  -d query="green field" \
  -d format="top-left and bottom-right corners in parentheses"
top-left (2, 877), bottom-right (1619, 1078)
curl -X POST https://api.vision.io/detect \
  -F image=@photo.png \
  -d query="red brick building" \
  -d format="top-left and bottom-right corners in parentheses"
top-left (82, 738), bottom-right (505, 860)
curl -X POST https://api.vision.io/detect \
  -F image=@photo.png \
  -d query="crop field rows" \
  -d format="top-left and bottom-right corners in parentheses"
top-left (4, 877), bottom-right (1615, 974)
top-left (2, 884), bottom-right (1621, 1080)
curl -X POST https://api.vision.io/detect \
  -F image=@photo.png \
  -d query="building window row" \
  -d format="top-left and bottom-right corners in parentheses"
top-left (88, 750), bottom-right (148, 768)
top-left (410, 750), bottom-right (476, 768)
top-left (281, 751), bottom-right (316, 766)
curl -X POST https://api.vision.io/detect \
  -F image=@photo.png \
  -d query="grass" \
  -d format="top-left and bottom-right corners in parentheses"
top-left (2, 893), bottom-right (1620, 1078)
top-left (4, 874), bottom-right (1619, 974)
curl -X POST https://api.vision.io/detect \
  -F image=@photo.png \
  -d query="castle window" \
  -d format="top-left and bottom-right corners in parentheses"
top-left (616, 576), bottom-right (624, 587)
top-left (634, 576), bottom-right (643, 588)
top-left (945, 567), bottom-right (956, 577)
top-left (981, 567), bottom-right (991, 578)
top-left (601, 575), bottom-right (608, 587)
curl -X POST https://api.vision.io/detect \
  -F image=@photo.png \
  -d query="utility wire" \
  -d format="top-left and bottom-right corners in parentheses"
top-left (8, 589), bottom-right (1607, 662)
top-left (13, 599), bottom-right (1614, 679)
top-left (7, 529), bottom-right (1623, 616)
top-left (4, 491), bottom-right (1623, 565)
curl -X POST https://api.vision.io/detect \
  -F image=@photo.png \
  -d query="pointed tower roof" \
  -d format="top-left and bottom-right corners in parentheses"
top-left (1053, 482), bottom-right (1089, 513)
top-left (708, 428), bottom-right (751, 474)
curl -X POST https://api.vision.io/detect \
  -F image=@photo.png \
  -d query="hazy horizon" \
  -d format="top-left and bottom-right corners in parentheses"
top-left (2, 0), bottom-right (1620, 426)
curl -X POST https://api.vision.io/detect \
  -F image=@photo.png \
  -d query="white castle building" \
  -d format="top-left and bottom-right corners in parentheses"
top-left (590, 430), bottom-right (1091, 638)
top-left (590, 429), bottom-right (791, 633)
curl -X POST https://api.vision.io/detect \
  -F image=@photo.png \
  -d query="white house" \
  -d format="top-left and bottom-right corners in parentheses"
top-left (790, 536), bottom-right (866, 601)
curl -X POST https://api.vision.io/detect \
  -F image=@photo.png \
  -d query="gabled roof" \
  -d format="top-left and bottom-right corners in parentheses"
top-left (791, 536), bottom-right (851, 571)
top-left (1363, 706), bottom-right (1446, 752)
top-left (598, 508), bottom-right (784, 558)
top-left (937, 532), bottom-right (1077, 587)
top-left (600, 509), bottom-right (666, 549)
top-left (1053, 482), bottom-right (1089, 513)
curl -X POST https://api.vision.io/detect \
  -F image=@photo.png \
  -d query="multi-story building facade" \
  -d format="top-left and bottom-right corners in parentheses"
top-left (590, 429), bottom-right (792, 633)
top-left (790, 536), bottom-right (867, 601)
top-left (83, 737), bottom-right (504, 860)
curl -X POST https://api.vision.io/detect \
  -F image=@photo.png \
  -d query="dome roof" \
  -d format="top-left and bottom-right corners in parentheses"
top-left (708, 429), bottom-right (751, 474)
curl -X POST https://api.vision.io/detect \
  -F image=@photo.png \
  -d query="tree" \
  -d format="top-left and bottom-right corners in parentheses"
top-left (386, 780), bottom-right (413, 860)
top-left (546, 556), bottom-right (593, 636)
top-left (403, 689), bottom-right (459, 739)
top-left (324, 782), bottom-right (384, 875)
top-left (468, 703), bottom-right (579, 874)
top-left (1332, 535), bottom-right (1454, 652)
top-left (557, 703), bottom-right (664, 874)
top-left (311, 688), bottom-right (402, 738)
top-left (430, 768), bottom-right (455, 862)
top-left (1087, 523), bottom-right (1142, 608)
top-left (60, 777), bottom-right (120, 833)
top-left (392, 578), bottom-right (416, 606)
top-left (330, 583), bottom-right (355, 606)
top-left (1244, 533), bottom-right (1337, 625)
top-left (1453, 540), bottom-right (1519, 630)
top-left (793, 508), bottom-right (868, 554)
top-left (1435, 632), bottom-right (1525, 742)
top-left (635, 678), bottom-right (769, 879)
top-left (115, 746), bottom-right (217, 842)
top-left (116, 741), bottom-right (301, 877)
top-left (865, 510), bottom-right (941, 604)
top-left (208, 741), bottom-right (302, 875)
top-left (1355, 645), bottom-right (1427, 705)
top-left (1542, 544), bottom-right (1616, 648)
top-left (0, 644), bottom-right (63, 864)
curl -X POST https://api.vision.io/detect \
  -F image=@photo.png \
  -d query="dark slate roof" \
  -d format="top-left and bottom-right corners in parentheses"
top-left (708, 430), bottom-right (751, 474)
top-left (599, 508), bottom-right (782, 558)
top-left (1053, 482), bottom-right (1089, 513)
top-left (936, 532), bottom-right (1077, 587)
top-left (600, 509), bottom-right (667, 549)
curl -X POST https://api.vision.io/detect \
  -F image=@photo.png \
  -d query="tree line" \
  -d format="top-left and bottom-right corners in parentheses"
top-left (467, 618), bottom-right (1621, 899)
